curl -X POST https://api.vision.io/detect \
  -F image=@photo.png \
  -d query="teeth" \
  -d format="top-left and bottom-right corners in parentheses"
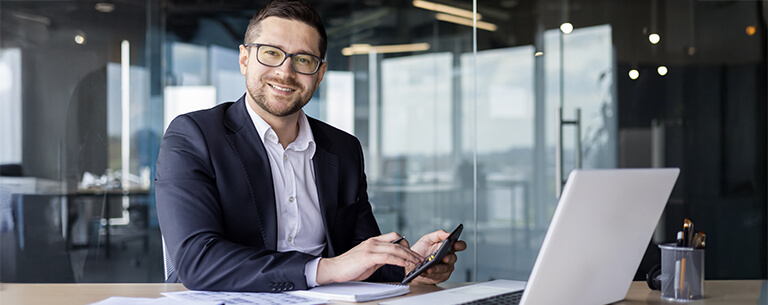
top-left (271, 84), bottom-right (294, 92)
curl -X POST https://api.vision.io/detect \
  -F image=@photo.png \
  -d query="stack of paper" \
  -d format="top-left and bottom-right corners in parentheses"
top-left (288, 282), bottom-right (410, 302)
top-left (162, 290), bottom-right (325, 304)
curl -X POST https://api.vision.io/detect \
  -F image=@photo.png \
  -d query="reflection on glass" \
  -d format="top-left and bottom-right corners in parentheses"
top-left (462, 46), bottom-right (537, 280)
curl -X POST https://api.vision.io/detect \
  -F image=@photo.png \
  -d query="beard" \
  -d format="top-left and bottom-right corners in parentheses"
top-left (247, 74), bottom-right (312, 117)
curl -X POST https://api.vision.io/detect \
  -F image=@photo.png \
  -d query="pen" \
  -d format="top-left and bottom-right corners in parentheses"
top-left (392, 235), bottom-right (405, 244)
top-left (686, 219), bottom-right (694, 246)
top-left (679, 257), bottom-right (687, 298)
top-left (692, 232), bottom-right (706, 249)
top-left (682, 219), bottom-right (691, 247)
top-left (674, 260), bottom-right (681, 299)
top-left (676, 231), bottom-right (684, 247)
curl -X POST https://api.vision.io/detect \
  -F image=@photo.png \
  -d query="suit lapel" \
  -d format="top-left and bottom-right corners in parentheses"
top-left (309, 118), bottom-right (339, 257)
top-left (224, 96), bottom-right (278, 251)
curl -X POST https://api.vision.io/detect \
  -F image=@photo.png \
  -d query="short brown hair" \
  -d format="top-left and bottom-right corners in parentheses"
top-left (244, 0), bottom-right (327, 59)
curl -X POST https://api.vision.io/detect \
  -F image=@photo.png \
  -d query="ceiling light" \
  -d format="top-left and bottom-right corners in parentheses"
top-left (534, 51), bottom-right (544, 57)
top-left (75, 32), bottom-right (86, 45)
top-left (342, 43), bottom-right (431, 56)
top-left (95, 3), bottom-right (115, 13)
top-left (629, 69), bottom-right (639, 80)
top-left (435, 13), bottom-right (497, 32)
top-left (11, 12), bottom-right (51, 26)
top-left (657, 66), bottom-right (668, 76)
top-left (746, 26), bottom-right (756, 36)
top-left (413, 0), bottom-right (480, 20)
top-left (560, 22), bottom-right (573, 34)
top-left (649, 33), bottom-right (660, 44)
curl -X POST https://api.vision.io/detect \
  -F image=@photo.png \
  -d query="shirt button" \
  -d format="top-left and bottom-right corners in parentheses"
top-left (269, 134), bottom-right (276, 139)
top-left (283, 155), bottom-right (288, 161)
top-left (289, 196), bottom-right (294, 202)
top-left (287, 236), bottom-right (293, 242)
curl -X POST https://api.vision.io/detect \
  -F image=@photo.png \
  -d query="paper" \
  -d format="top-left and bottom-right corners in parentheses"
top-left (287, 282), bottom-right (409, 302)
top-left (88, 296), bottom-right (221, 305)
top-left (162, 290), bottom-right (326, 305)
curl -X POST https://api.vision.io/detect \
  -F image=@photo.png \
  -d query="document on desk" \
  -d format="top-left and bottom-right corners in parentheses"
top-left (162, 290), bottom-right (326, 305)
top-left (286, 282), bottom-right (410, 302)
top-left (88, 296), bottom-right (222, 305)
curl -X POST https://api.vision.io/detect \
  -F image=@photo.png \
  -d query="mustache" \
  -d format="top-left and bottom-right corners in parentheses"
top-left (261, 75), bottom-right (302, 89)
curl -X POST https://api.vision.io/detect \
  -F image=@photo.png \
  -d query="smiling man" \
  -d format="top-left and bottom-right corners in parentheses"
top-left (155, 0), bottom-right (465, 293)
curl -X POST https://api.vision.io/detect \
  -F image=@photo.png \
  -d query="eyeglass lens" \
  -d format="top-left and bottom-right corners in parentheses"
top-left (257, 45), bottom-right (320, 74)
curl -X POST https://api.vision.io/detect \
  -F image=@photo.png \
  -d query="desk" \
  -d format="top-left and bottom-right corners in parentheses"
top-left (0, 281), bottom-right (763, 305)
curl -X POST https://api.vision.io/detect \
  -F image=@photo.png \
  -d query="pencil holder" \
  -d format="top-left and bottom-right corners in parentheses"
top-left (658, 244), bottom-right (705, 301)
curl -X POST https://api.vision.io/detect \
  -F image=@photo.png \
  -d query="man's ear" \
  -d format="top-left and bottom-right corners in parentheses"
top-left (314, 62), bottom-right (328, 91)
top-left (239, 44), bottom-right (249, 76)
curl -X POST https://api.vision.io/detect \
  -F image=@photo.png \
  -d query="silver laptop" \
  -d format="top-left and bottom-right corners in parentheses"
top-left (383, 168), bottom-right (680, 305)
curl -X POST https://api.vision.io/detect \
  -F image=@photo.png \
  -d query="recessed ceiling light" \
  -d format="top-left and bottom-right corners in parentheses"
top-left (746, 25), bottom-right (756, 36)
top-left (75, 32), bottom-right (86, 45)
top-left (649, 33), bottom-right (660, 44)
top-left (657, 66), bottom-right (668, 76)
top-left (534, 51), bottom-right (544, 57)
top-left (95, 3), bottom-right (115, 13)
top-left (629, 69), bottom-right (639, 80)
top-left (560, 22), bottom-right (573, 34)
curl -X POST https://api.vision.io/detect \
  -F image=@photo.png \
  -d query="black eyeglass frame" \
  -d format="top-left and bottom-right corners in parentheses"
top-left (243, 43), bottom-right (326, 75)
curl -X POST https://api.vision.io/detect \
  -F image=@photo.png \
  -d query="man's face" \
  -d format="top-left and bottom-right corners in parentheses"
top-left (239, 17), bottom-right (326, 118)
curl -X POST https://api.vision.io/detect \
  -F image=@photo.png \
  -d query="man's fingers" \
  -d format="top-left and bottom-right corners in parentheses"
top-left (384, 243), bottom-right (423, 263)
top-left (453, 240), bottom-right (467, 252)
top-left (421, 230), bottom-right (450, 244)
top-left (371, 253), bottom-right (409, 267)
top-left (442, 253), bottom-right (458, 264)
top-left (372, 232), bottom-right (403, 243)
top-left (365, 239), bottom-right (422, 264)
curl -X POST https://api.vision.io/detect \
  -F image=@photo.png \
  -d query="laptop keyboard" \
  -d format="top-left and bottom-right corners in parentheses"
top-left (458, 290), bottom-right (524, 305)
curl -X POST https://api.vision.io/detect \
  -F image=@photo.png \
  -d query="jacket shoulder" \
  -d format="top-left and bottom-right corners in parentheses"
top-left (307, 116), bottom-right (359, 146)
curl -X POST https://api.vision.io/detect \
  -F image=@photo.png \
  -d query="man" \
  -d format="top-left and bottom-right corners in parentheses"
top-left (156, 0), bottom-right (466, 292)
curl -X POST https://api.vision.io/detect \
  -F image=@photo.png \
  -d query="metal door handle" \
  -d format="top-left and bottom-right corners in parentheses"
top-left (556, 107), bottom-right (581, 198)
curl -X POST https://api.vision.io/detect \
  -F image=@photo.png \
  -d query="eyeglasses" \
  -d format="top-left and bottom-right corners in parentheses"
top-left (243, 43), bottom-right (325, 75)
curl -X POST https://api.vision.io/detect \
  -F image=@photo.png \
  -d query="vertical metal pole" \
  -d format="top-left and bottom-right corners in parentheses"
top-left (121, 40), bottom-right (131, 192)
top-left (556, 107), bottom-right (563, 198)
top-left (472, 0), bottom-right (479, 282)
top-left (556, 0), bottom-right (565, 199)
top-left (368, 50), bottom-right (379, 180)
top-left (574, 108), bottom-right (582, 170)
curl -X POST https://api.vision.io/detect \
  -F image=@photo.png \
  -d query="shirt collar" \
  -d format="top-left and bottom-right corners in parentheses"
top-left (245, 100), bottom-right (316, 155)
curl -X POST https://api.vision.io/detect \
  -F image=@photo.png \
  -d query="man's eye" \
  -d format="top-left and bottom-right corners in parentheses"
top-left (264, 50), bottom-right (279, 56)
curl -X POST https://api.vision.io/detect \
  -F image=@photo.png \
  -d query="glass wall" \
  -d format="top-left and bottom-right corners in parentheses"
top-left (1, 0), bottom-right (765, 283)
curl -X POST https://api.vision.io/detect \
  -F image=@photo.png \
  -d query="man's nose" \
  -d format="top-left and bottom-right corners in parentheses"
top-left (274, 56), bottom-right (295, 75)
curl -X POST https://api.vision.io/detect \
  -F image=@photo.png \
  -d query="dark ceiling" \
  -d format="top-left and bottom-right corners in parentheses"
top-left (1, 0), bottom-right (765, 65)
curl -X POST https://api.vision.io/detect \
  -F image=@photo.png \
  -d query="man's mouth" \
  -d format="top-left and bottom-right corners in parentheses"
top-left (269, 83), bottom-right (296, 93)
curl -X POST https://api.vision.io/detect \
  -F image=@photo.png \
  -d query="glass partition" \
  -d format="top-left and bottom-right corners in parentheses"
top-left (1, 0), bottom-right (765, 283)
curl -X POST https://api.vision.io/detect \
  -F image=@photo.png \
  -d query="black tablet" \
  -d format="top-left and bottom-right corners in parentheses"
top-left (401, 223), bottom-right (463, 284)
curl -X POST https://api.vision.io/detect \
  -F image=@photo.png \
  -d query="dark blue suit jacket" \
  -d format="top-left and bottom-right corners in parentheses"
top-left (155, 95), bottom-right (403, 292)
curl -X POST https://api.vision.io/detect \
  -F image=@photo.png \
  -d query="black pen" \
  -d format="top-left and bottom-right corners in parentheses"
top-left (392, 235), bottom-right (405, 244)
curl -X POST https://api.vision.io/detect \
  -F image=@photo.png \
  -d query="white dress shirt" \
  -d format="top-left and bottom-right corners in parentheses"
top-left (246, 102), bottom-right (326, 287)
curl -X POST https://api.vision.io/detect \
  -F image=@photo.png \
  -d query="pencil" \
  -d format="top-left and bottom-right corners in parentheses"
top-left (679, 258), bottom-right (687, 298)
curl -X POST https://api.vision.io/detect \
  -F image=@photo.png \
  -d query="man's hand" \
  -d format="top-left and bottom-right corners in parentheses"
top-left (406, 230), bottom-right (467, 284)
top-left (316, 232), bottom-right (423, 285)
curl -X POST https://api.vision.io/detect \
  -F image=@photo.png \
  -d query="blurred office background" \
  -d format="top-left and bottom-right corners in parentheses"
top-left (0, 0), bottom-right (765, 283)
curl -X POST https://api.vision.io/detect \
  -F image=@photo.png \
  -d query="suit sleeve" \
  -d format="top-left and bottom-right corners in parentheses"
top-left (155, 115), bottom-right (315, 292)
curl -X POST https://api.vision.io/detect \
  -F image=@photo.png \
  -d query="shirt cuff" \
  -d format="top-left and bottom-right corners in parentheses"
top-left (304, 257), bottom-right (322, 288)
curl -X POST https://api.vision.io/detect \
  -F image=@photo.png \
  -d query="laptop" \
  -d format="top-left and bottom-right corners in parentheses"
top-left (382, 168), bottom-right (680, 305)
